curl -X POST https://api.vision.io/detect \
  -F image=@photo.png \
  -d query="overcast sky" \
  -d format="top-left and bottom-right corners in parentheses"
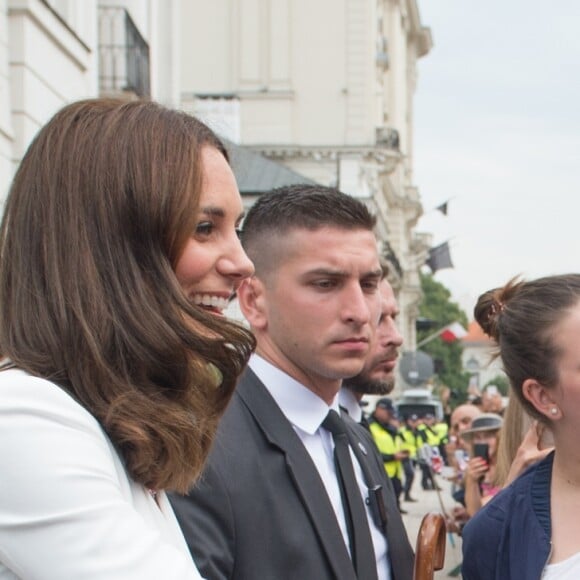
top-left (414, 1), bottom-right (580, 318)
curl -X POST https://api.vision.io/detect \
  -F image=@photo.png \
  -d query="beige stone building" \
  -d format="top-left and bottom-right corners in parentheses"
top-left (1, 0), bottom-right (432, 353)
top-left (180, 0), bottom-right (432, 350)
top-left (462, 321), bottom-right (506, 391)
top-left (0, 0), bottom-right (181, 200)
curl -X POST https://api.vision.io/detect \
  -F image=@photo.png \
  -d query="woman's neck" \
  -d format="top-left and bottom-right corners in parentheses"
top-left (552, 450), bottom-right (580, 490)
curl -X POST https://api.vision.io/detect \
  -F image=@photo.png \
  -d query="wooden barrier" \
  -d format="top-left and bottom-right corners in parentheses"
top-left (413, 512), bottom-right (447, 580)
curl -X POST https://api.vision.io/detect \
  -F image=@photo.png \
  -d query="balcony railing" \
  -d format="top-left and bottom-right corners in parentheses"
top-left (98, 6), bottom-right (150, 98)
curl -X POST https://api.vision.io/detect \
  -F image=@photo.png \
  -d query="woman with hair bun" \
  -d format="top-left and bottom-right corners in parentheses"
top-left (0, 99), bottom-right (255, 578)
top-left (462, 274), bottom-right (580, 580)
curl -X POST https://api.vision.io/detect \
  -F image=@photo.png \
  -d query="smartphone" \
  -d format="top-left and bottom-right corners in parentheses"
top-left (473, 442), bottom-right (490, 467)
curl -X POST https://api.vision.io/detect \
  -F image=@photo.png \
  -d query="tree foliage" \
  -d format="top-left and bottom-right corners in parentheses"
top-left (418, 273), bottom-right (471, 402)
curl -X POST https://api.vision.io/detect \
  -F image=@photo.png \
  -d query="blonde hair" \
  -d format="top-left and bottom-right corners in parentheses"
top-left (494, 396), bottom-right (527, 486)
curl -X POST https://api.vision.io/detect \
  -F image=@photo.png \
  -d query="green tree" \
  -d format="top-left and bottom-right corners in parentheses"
top-left (418, 273), bottom-right (471, 403)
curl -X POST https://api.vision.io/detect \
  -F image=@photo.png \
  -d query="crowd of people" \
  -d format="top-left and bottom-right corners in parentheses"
top-left (0, 97), bottom-right (577, 580)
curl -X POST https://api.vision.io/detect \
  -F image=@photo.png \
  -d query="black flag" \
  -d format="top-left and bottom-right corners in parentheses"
top-left (435, 201), bottom-right (448, 216)
top-left (426, 241), bottom-right (453, 273)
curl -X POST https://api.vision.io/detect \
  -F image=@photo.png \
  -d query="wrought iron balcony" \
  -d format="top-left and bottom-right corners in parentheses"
top-left (98, 6), bottom-right (150, 98)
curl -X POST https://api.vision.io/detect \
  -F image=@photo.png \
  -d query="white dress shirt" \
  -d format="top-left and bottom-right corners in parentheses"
top-left (338, 387), bottom-right (364, 423)
top-left (249, 355), bottom-right (390, 580)
top-left (0, 368), bottom-right (201, 580)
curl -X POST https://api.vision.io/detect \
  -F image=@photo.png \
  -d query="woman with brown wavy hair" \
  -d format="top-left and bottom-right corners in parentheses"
top-left (0, 98), bottom-right (255, 578)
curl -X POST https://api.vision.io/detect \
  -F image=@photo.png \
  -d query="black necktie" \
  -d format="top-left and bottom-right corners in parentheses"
top-left (322, 410), bottom-right (379, 580)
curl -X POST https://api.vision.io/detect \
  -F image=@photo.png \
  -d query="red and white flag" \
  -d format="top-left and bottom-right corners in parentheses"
top-left (439, 322), bottom-right (468, 343)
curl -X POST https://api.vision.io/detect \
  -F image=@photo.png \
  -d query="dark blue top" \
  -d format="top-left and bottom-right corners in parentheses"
top-left (461, 451), bottom-right (554, 580)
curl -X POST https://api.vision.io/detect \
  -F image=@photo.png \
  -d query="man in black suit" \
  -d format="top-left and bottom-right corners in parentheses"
top-left (170, 185), bottom-right (414, 580)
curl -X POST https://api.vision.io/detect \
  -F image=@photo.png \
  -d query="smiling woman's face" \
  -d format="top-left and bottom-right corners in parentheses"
top-left (174, 146), bottom-right (254, 316)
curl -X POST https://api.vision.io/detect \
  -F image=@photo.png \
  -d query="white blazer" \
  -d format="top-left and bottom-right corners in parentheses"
top-left (0, 368), bottom-right (203, 580)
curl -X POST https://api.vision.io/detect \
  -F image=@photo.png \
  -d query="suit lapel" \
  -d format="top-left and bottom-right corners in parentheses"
top-left (344, 415), bottom-right (415, 580)
top-left (237, 370), bottom-right (357, 580)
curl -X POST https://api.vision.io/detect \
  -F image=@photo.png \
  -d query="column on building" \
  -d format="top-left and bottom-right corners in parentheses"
top-left (0, 0), bottom-right (14, 202)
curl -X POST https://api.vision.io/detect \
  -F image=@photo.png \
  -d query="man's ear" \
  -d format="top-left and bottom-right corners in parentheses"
top-left (237, 277), bottom-right (268, 330)
top-left (522, 378), bottom-right (560, 420)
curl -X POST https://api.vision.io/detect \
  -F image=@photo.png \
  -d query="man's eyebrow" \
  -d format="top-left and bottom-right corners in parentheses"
top-left (365, 269), bottom-right (383, 278)
top-left (302, 268), bottom-right (383, 278)
top-left (360, 269), bottom-right (383, 281)
top-left (304, 268), bottom-right (347, 277)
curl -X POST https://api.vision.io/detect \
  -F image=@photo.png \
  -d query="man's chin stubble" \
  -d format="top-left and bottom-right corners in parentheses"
top-left (344, 375), bottom-right (394, 395)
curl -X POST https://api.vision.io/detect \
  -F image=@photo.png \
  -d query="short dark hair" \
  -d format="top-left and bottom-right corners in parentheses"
top-left (475, 274), bottom-right (580, 422)
top-left (242, 184), bottom-right (376, 275)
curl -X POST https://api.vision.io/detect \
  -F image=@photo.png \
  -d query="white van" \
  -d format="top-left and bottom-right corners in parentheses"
top-left (394, 388), bottom-right (444, 421)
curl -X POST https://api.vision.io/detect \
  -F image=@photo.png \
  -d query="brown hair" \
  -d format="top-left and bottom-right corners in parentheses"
top-left (474, 274), bottom-right (580, 422)
top-left (0, 98), bottom-right (255, 493)
top-left (241, 184), bottom-right (377, 276)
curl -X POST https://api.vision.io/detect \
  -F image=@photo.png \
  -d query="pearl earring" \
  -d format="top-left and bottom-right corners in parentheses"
top-left (550, 407), bottom-right (558, 415)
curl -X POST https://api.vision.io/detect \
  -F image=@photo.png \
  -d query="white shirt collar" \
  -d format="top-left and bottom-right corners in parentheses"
top-left (338, 387), bottom-right (363, 423)
top-left (248, 354), bottom-right (339, 435)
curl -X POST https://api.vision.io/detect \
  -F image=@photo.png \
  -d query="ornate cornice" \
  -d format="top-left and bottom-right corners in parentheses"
top-left (247, 144), bottom-right (401, 172)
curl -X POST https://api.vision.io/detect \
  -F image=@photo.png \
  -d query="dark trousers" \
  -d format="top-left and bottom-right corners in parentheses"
top-left (402, 458), bottom-right (415, 498)
top-left (419, 462), bottom-right (436, 490)
top-left (390, 475), bottom-right (403, 510)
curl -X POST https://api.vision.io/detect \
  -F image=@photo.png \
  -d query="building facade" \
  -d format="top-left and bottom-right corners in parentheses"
top-left (0, 0), bottom-right (181, 201)
top-left (461, 321), bottom-right (506, 391)
top-left (2, 0), bottom-right (432, 355)
top-left (180, 0), bottom-right (432, 350)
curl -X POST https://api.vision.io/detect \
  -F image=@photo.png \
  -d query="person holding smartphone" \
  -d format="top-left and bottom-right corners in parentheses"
top-left (460, 413), bottom-right (503, 517)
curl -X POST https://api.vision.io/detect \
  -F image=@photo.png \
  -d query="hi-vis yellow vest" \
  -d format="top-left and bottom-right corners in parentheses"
top-left (417, 423), bottom-right (440, 446)
top-left (399, 427), bottom-right (419, 459)
top-left (369, 422), bottom-right (403, 480)
top-left (433, 421), bottom-right (449, 444)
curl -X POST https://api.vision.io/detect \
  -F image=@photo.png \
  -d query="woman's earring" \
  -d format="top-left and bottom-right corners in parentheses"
top-left (550, 407), bottom-right (558, 416)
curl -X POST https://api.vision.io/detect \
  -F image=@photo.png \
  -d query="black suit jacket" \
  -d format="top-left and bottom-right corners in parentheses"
top-left (170, 368), bottom-right (414, 580)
